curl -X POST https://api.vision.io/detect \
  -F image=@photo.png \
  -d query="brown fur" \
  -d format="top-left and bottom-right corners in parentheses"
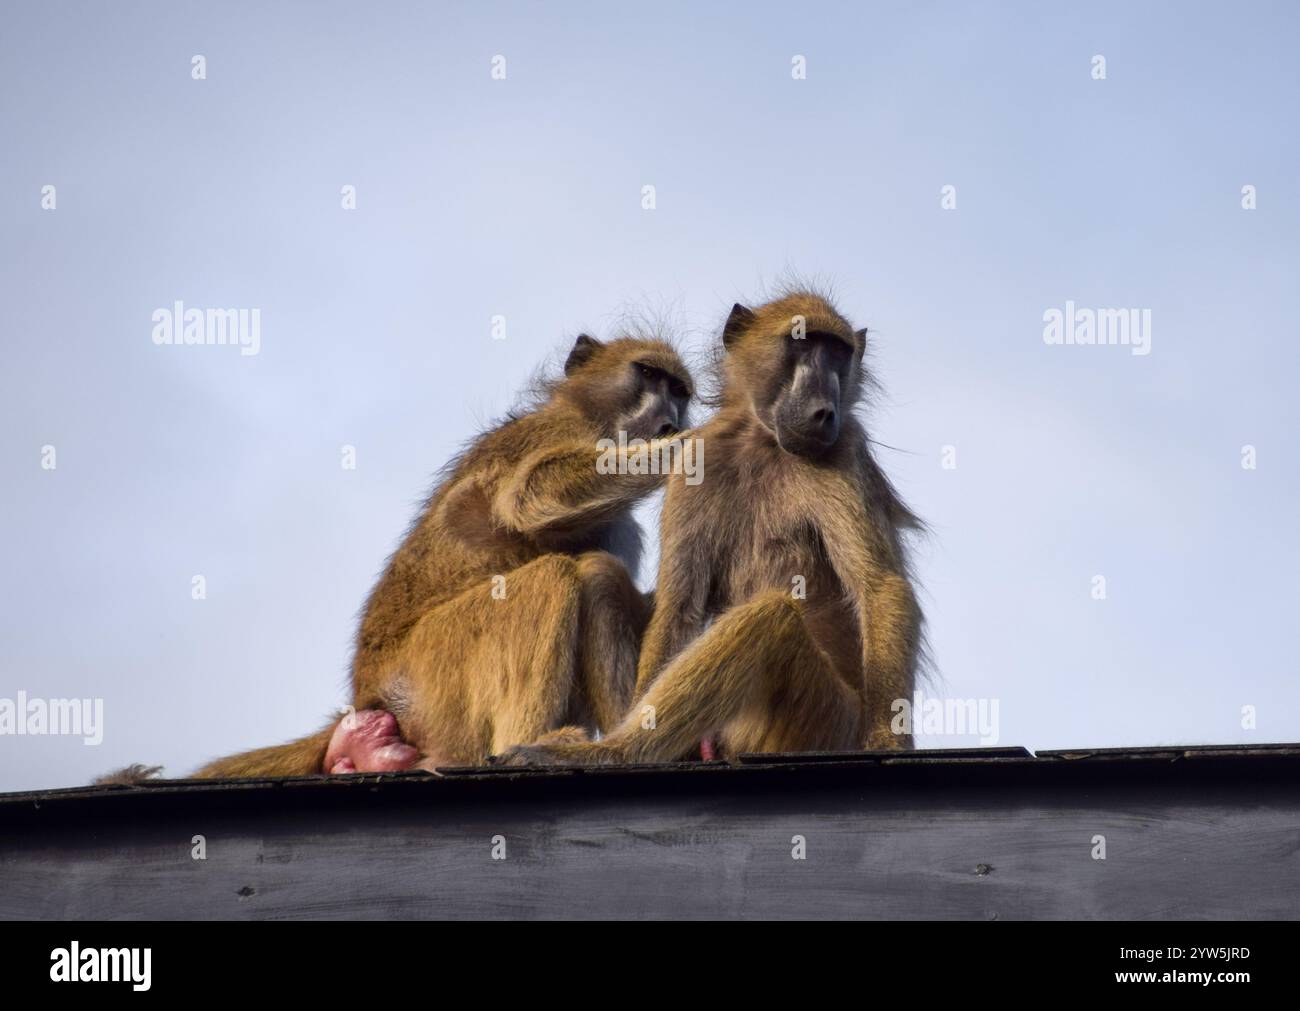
top-left (500, 291), bottom-right (924, 766)
top-left (193, 334), bottom-right (693, 778)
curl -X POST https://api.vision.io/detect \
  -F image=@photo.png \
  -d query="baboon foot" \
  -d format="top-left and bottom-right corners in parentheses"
top-left (489, 744), bottom-right (575, 767)
top-left (324, 709), bottom-right (421, 774)
top-left (490, 737), bottom-right (620, 768)
top-left (529, 725), bottom-right (593, 748)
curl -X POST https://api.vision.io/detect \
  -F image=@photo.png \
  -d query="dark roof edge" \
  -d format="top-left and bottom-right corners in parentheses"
top-left (5, 742), bottom-right (1300, 808)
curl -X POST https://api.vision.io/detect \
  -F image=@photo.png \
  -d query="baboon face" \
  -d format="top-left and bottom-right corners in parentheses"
top-left (562, 334), bottom-right (692, 440)
top-left (722, 296), bottom-right (864, 458)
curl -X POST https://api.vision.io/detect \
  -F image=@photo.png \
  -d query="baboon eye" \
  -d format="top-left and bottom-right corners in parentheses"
top-left (810, 333), bottom-right (852, 367)
top-left (670, 380), bottom-right (688, 399)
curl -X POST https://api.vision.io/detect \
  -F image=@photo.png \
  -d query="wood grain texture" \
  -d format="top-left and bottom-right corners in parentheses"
top-left (2, 747), bottom-right (1298, 920)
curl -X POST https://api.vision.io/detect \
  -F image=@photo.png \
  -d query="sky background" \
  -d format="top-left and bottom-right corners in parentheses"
top-left (2, 1), bottom-right (1297, 792)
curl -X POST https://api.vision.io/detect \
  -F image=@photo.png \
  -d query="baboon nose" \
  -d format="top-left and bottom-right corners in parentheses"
top-left (811, 407), bottom-right (836, 430)
top-left (656, 421), bottom-right (678, 437)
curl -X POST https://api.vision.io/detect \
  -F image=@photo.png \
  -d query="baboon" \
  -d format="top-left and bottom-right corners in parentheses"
top-left (499, 291), bottom-right (923, 765)
top-left (192, 331), bottom-right (694, 777)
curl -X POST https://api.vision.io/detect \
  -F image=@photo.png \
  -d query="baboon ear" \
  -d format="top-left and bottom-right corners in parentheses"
top-left (564, 334), bottom-right (602, 375)
top-left (855, 327), bottom-right (868, 344)
top-left (722, 303), bottom-right (756, 350)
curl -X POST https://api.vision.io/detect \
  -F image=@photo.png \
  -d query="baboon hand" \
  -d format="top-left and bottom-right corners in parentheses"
top-left (865, 727), bottom-right (913, 751)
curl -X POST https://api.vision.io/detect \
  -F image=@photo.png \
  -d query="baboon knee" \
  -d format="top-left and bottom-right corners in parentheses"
top-left (509, 554), bottom-right (584, 608)
top-left (576, 551), bottom-right (643, 620)
top-left (575, 550), bottom-right (634, 591)
top-left (525, 553), bottom-right (581, 586)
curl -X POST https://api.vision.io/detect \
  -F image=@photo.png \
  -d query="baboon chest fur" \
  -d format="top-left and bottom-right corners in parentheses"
top-left (679, 416), bottom-right (867, 687)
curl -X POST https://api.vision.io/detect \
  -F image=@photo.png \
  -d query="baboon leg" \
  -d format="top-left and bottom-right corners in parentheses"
top-left (574, 550), bottom-right (648, 733)
top-left (379, 550), bottom-right (603, 758)
top-left (195, 566), bottom-right (579, 776)
top-left (498, 590), bottom-right (860, 766)
top-left (480, 553), bottom-right (595, 753)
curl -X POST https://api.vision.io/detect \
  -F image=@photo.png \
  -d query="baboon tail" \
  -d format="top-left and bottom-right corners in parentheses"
top-left (191, 723), bottom-right (337, 779)
top-left (93, 763), bottom-right (164, 786)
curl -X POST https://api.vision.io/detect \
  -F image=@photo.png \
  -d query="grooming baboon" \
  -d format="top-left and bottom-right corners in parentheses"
top-left (499, 291), bottom-right (923, 765)
top-left (192, 332), bottom-right (694, 777)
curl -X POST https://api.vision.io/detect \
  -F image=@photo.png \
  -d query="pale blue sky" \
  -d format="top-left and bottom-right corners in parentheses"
top-left (2, 1), bottom-right (1297, 791)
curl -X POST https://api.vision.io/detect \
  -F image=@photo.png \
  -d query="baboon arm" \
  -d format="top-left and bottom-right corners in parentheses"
top-left (857, 569), bottom-right (921, 747)
top-left (493, 436), bottom-right (688, 537)
top-left (817, 473), bottom-right (922, 747)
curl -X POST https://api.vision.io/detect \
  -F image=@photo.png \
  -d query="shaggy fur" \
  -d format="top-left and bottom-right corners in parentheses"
top-left (500, 291), bottom-right (924, 765)
top-left (192, 334), bottom-right (693, 777)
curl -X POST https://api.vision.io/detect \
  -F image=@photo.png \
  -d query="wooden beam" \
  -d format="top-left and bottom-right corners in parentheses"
top-left (2, 745), bottom-right (1298, 919)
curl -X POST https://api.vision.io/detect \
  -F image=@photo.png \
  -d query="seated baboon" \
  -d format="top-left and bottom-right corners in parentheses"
top-left (192, 331), bottom-right (694, 777)
top-left (499, 291), bottom-right (923, 765)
